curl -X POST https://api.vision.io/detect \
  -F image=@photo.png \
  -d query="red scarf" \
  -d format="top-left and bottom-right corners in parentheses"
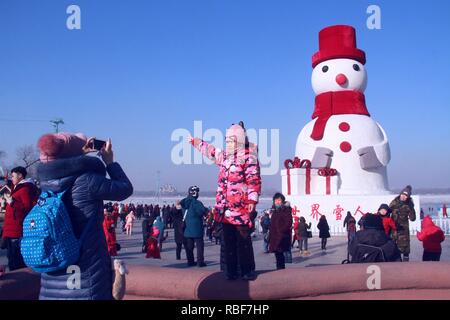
top-left (310, 91), bottom-right (370, 141)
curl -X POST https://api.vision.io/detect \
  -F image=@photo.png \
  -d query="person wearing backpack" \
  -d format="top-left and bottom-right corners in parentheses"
top-left (390, 185), bottom-right (416, 262)
top-left (35, 132), bottom-right (133, 300)
top-left (180, 186), bottom-right (209, 267)
top-left (349, 213), bottom-right (401, 263)
top-left (2, 166), bottom-right (38, 271)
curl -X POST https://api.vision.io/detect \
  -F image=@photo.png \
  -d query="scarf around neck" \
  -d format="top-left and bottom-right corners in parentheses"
top-left (310, 90), bottom-right (370, 141)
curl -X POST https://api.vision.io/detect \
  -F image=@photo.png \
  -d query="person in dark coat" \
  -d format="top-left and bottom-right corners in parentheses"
top-left (268, 193), bottom-right (292, 270)
top-left (343, 211), bottom-right (356, 240)
top-left (180, 186), bottom-right (209, 267)
top-left (317, 215), bottom-right (331, 250)
top-left (297, 217), bottom-right (311, 256)
top-left (170, 202), bottom-right (185, 260)
top-left (153, 204), bottom-right (161, 220)
top-left (163, 205), bottom-right (171, 228)
top-left (211, 219), bottom-right (223, 245)
top-left (349, 213), bottom-right (401, 263)
top-left (141, 215), bottom-right (152, 253)
top-left (119, 204), bottom-right (127, 233)
top-left (36, 133), bottom-right (133, 300)
top-left (169, 204), bottom-right (176, 228)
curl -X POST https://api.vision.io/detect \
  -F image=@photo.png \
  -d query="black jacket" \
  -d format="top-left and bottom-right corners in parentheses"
top-left (349, 229), bottom-right (401, 263)
top-left (317, 218), bottom-right (331, 238)
top-left (37, 156), bottom-right (133, 300)
top-left (170, 208), bottom-right (184, 244)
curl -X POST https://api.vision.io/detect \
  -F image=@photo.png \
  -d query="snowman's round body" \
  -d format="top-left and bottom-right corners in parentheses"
top-left (295, 58), bottom-right (391, 195)
top-left (296, 115), bottom-right (390, 194)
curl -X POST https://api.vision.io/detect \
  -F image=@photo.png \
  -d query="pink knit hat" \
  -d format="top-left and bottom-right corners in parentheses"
top-left (38, 132), bottom-right (87, 163)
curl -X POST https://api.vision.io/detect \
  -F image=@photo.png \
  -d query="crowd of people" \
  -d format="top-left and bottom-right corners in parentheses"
top-left (0, 123), bottom-right (447, 300)
top-left (260, 185), bottom-right (446, 268)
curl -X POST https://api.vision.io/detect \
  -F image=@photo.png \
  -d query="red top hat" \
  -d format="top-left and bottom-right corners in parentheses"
top-left (312, 25), bottom-right (366, 68)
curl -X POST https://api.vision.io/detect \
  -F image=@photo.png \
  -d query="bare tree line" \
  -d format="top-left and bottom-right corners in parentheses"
top-left (0, 145), bottom-right (40, 179)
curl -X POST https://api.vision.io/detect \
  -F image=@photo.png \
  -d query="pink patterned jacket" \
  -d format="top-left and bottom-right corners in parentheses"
top-left (191, 138), bottom-right (262, 226)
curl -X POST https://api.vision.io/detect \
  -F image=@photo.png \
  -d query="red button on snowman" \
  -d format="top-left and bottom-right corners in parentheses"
top-left (296, 25), bottom-right (391, 195)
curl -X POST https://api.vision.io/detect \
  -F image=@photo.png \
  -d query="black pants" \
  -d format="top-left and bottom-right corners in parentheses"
top-left (184, 237), bottom-right (204, 265)
top-left (274, 252), bottom-right (285, 270)
top-left (321, 238), bottom-right (328, 250)
top-left (423, 251), bottom-right (441, 261)
top-left (175, 242), bottom-right (183, 260)
top-left (222, 223), bottom-right (255, 277)
top-left (6, 238), bottom-right (26, 271)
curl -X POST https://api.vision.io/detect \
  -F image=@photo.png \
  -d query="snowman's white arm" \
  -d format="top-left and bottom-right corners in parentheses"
top-left (373, 123), bottom-right (391, 166)
top-left (296, 140), bottom-right (318, 162)
top-left (357, 123), bottom-right (391, 169)
top-left (297, 130), bottom-right (333, 168)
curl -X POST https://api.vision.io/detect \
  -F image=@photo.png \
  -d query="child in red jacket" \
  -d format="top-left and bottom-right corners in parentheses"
top-left (103, 207), bottom-right (118, 256)
top-left (417, 215), bottom-right (445, 261)
top-left (145, 226), bottom-right (161, 259)
top-left (145, 226), bottom-right (168, 259)
top-left (378, 204), bottom-right (396, 238)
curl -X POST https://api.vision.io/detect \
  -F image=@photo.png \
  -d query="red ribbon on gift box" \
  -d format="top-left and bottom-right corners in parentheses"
top-left (318, 168), bottom-right (337, 195)
top-left (284, 157), bottom-right (311, 195)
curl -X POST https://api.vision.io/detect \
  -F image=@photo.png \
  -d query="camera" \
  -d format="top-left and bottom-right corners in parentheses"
top-left (89, 139), bottom-right (106, 151)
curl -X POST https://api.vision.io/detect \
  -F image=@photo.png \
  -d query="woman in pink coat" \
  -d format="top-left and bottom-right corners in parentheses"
top-left (189, 121), bottom-right (261, 280)
top-left (125, 211), bottom-right (136, 236)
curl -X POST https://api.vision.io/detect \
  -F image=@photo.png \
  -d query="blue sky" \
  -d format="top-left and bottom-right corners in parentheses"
top-left (1, 0), bottom-right (449, 192)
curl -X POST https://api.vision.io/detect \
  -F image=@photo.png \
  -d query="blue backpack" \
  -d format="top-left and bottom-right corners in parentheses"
top-left (21, 190), bottom-right (95, 273)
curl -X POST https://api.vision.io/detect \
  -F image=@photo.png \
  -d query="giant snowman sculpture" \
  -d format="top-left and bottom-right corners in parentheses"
top-left (281, 25), bottom-right (420, 234)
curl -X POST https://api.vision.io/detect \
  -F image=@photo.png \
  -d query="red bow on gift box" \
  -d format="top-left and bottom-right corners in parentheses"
top-left (284, 157), bottom-right (312, 195)
top-left (318, 167), bottom-right (337, 195)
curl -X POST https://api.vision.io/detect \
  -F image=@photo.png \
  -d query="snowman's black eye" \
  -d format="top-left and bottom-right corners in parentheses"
top-left (353, 64), bottom-right (360, 71)
top-left (322, 65), bottom-right (329, 73)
